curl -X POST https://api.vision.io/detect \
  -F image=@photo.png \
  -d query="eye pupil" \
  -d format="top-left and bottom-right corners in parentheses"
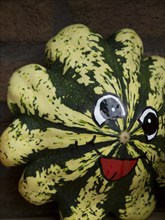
top-left (100, 100), bottom-right (109, 116)
top-left (94, 94), bottom-right (126, 126)
top-left (139, 107), bottom-right (158, 141)
top-left (100, 96), bottom-right (125, 120)
top-left (143, 113), bottom-right (158, 135)
top-left (100, 97), bottom-right (122, 120)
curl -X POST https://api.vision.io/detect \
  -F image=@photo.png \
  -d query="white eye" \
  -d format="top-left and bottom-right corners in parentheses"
top-left (94, 94), bottom-right (126, 126)
top-left (138, 107), bottom-right (158, 141)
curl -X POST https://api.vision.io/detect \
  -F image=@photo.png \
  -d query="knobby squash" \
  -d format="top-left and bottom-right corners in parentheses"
top-left (0, 24), bottom-right (165, 220)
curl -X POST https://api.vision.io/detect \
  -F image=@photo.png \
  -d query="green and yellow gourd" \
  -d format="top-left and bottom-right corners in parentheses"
top-left (0, 24), bottom-right (165, 219)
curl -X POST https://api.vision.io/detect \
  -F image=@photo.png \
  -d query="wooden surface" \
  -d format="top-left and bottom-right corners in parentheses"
top-left (0, 0), bottom-right (165, 219)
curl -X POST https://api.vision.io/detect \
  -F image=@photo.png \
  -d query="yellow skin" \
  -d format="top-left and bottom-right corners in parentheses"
top-left (0, 24), bottom-right (165, 220)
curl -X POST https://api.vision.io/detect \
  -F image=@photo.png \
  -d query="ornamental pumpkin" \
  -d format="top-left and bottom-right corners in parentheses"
top-left (0, 24), bottom-right (165, 220)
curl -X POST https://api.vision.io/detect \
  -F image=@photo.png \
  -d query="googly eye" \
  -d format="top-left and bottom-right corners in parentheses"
top-left (138, 107), bottom-right (159, 141)
top-left (94, 94), bottom-right (126, 126)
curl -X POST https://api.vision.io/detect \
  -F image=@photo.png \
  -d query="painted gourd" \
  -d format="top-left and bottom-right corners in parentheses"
top-left (0, 24), bottom-right (164, 220)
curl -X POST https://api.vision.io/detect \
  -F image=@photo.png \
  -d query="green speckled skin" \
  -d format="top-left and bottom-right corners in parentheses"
top-left (0, 24), bottom-right (165, 220)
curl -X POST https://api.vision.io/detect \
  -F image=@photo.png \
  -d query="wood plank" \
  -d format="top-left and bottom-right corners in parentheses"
top-left (0, 43), bottom-right (45, 102)
top-left (69, 0), bottom-right (165, 39)
top-left (0, 0), bottom-right (72, 42)
top-left (0, 102), bottom-right (14, 135)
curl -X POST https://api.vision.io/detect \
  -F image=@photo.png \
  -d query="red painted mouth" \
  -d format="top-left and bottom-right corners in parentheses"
top-left (100, 157), bottom-right (138, 181)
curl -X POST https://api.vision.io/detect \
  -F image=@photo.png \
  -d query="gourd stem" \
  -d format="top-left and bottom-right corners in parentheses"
top-left (119, 131), bottom-right (130, 144)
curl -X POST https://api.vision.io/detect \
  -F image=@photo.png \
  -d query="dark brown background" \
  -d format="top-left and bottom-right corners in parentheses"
top-left (0, 0), bottom-right (165, 219)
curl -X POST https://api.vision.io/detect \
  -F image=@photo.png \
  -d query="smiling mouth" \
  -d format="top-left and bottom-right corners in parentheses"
top-left (99, 157), bottom-right (138, 181)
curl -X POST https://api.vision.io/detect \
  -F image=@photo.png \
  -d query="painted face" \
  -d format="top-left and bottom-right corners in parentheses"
top-left (93, 94), bottom-right (159, 181)
top-left (0, 24), bottom-right (164, 220)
